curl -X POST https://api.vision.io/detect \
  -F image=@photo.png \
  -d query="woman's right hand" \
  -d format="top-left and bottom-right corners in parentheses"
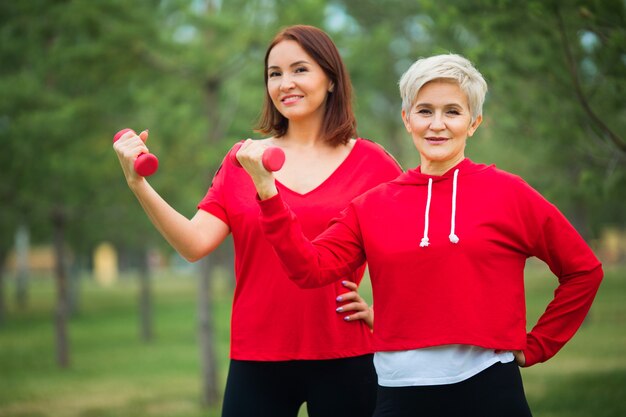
top-left (113, 129), bottom-right (150, 186)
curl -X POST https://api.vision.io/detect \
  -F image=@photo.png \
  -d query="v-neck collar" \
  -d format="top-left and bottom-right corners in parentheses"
top-left (275, 139), bottom-right (362, 198)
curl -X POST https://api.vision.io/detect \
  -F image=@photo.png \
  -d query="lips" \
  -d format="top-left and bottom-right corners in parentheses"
top-left (281, 95), bottom-right (303, 104)
top-left (426, 137), bottom-right (449, 143)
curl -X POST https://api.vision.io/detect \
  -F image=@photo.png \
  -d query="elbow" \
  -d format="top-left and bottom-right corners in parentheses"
top-left (182, 253), bottom-right (202, 263)
top-left (294, 280), bottom-right (315, 289)
top-left (177, 240), bottom-right (219, 263)
top-left (586, 262), bottom-right (604, 286)
top-left (291, 274), bottom-right (326, 289)
top-left (593, 263), bottom-right (604, 286)
top-left (179, 248), bottom-right (207, 263)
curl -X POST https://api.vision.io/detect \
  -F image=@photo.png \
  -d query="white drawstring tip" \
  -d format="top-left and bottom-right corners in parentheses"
top-left (419, 237), bottom-right (430, 247)
top-left (448, 169), bottom-right (460, 245)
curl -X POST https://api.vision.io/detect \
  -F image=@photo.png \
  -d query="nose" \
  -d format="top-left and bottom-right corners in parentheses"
top-left (279, 74), bottom-right (295, 91)
top-left (430, 112), bottom-right (445, 131)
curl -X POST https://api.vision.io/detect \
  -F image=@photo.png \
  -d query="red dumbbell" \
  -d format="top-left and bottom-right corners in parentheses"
top-left (113, 128), bottom-right (159, 177)
top-left (230, 142), bottom-right (285, 172)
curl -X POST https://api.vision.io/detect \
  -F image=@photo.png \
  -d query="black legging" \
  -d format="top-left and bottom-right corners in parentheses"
top-left (221, 354), bottom-right (377, 417)
top-left (373, 361), bottom-right (533, 417)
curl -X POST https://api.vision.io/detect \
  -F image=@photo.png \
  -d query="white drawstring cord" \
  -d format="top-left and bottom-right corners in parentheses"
top-left (419, 178), bottom-right (433, 247)
top-left (449, 169), bottom-right (460, 244)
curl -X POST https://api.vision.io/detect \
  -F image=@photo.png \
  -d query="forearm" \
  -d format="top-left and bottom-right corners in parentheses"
top-left (524, 263), bottom-right (603, 366)
top-left (259, 193), bottom-right (365, 288)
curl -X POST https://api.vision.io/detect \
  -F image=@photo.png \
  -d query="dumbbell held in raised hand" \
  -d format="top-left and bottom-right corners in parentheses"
top-left (113, 128), bottom-right (159, 177)
top-left (230, 142), bottom-right (285, 172)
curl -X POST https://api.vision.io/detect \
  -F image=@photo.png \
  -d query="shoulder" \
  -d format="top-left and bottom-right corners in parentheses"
top-left (467, 161), bottom-right (529, 188)
top-left (484, 165), bottom-right (555, 211)
top-left (490, 166), bottom-right (540, 194)
top-left (356, 137), bottom-right (393, 157)
top-left (355, 138), bottom-right (403, 171)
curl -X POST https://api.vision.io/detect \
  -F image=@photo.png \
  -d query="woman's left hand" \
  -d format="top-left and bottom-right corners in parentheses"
top-left (236, 139), bottom-right (278, 200)
top-left (512, 350), bottom-right (526, 366)
top-left (336, 281), bottom-right (373, 330)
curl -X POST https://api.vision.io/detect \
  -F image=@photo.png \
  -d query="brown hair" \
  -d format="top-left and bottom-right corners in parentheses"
top-left (255, 25), bottom-right (356, 146)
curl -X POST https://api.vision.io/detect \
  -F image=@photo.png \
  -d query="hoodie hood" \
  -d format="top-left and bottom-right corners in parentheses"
top-left (391, 158), bottom-right (493, 247)
top-left (391, 158), bottom-right (491, 186)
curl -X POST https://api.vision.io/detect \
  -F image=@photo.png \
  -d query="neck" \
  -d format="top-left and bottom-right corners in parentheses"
top-left (420, 155), bottom-right (465, 176)
top-left (279, 114), bottom-right (327, 148)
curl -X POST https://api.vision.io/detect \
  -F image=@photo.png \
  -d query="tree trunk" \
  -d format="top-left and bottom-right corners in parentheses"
top-left (198, 256), bottom-right (219, 406)
top-left (138, 248), bottom-right (153, 342)
top-left (67, 254), bottom-right (82, 316)
top-left (15, 224), bottom-right (29, 309)
top-left (198, 51), bottom-right (225, 407)
top-left (52, 208), bottom-right (70, 368)
top-left (0, 246), bottom-right (7, 325)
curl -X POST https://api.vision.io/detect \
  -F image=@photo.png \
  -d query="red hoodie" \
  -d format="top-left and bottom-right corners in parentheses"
top-left (259, 158), bottom-right (603, 367)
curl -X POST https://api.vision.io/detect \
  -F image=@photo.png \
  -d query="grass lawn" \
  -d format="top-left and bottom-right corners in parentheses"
top-left (0, 262), bottom-right (624, 417)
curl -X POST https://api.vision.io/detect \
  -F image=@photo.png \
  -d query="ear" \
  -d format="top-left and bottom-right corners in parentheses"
top-left (401, 109), bottom-right (411, 133)
top-left (328, 82), bottom-right (334, 93)
top-left (467, 114), bottom-right (483, 137)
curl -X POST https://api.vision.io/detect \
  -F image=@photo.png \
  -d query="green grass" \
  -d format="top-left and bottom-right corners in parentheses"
top-left (0, 263), bottom-right (624, 417)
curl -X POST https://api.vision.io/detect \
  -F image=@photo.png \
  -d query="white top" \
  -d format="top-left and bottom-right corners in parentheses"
top-left (374, 345), bottom-right (515, 387)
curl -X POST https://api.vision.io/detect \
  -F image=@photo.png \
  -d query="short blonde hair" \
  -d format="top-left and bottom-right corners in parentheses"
top-left (399, 54), bottom-right (487, 124)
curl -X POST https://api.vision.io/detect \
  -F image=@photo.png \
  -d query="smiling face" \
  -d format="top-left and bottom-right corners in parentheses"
top-left (402, 79), bottom-right (483, 175)
top-left (266, 40), bottom-right (334, 124)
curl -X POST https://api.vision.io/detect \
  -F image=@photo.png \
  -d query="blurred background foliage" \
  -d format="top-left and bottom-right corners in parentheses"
top-left (1, 0), bottom-right (624, 258)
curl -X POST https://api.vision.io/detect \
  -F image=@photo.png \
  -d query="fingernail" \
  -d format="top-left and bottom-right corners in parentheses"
top-left (342, 280), bottom-right (347, 286)
top-left (336, 296), bottom-right (342, 301)
top-left (336, 307), bottom-right (343, 312)
top-left (344, 316), bottom-right (350, 321)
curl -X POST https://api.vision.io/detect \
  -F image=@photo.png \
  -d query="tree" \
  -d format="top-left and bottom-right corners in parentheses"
top-left (440, 0), bottom-right (626, 234)
top-left (0, 0), bottom-right (166, 367)
top-left (336, 0), bottom-right (625, 235)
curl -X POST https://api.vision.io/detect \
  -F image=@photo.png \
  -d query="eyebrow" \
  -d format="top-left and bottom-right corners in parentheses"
top-left (415, 102), bottom-right (464, 107)
top-left (267, 60), bottom-right (311, 71)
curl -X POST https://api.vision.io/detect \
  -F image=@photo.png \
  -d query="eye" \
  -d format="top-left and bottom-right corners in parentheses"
top-left (416, 108), bottom-right (432, 115)
top-left (268, 70), bottom-right (281, 78)
top-left (446, 106), bottom-right (463, 115)
top-left (294, 66), bottom-right (308, 73)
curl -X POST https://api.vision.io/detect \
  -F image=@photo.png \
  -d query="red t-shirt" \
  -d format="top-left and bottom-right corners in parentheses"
top-left (198, 138), bottom-right (402, 360)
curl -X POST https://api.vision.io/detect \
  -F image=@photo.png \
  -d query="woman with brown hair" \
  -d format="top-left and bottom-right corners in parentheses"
top-left (114, 25), bottom-right (401, 417)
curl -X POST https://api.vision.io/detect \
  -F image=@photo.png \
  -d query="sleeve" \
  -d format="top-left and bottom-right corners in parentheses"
top-left (522, 187), bottom-right (603, 367)
top-left (258, 192), bottom-right (367, 288)
top-left (197, 155), bottom-right (230, 226)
